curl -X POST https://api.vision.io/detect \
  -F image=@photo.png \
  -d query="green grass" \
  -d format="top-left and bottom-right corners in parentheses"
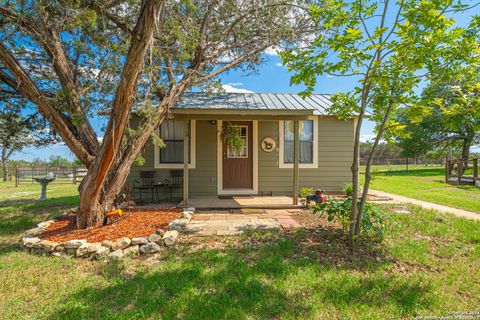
top-left (363, 165), bottom-right (480, 213)
top-left (1, 183), bottom-right (480, 319)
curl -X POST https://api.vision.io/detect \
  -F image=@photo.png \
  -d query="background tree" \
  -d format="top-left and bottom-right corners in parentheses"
top-left (398, 68), bottom-right (480, 169)
top-left (0, 102), bottom-right (57, 181)
top-left (281, 0), bottom-right (480, 243)
top-left (0, 0), bottom-right (314, 228)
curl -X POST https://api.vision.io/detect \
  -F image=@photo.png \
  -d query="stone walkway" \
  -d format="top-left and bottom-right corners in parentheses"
top-left (184, 209), bottom-right (302, 236)
top-left (369, 189), bottom-right (480, 220)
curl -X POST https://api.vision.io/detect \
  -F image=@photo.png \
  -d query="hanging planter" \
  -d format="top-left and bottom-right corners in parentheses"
top-left (221, 122), bottom-right (243, 153)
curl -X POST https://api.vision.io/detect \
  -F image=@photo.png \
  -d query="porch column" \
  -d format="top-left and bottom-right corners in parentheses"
top-left (183, 120), bottom-right (189, 206)
top-left (293, 120), bottom-right (300, 205)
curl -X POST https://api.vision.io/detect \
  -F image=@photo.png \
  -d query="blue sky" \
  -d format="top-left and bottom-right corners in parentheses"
top-left (11, 7), bottom-right (479, 162)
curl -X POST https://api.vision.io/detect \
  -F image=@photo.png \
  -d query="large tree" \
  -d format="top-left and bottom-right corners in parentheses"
top-left (0, 0), bottom-right (313, 228)
top-left (398, 68), bottom-right (480, 167)
top-left (281, 0), bottom-right (479, 243)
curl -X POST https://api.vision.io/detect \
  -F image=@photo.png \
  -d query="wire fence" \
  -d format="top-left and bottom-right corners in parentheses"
top-left (10, 166), bottom-right (87, 186)
top-left (360, 157), bottom-right (444, 166)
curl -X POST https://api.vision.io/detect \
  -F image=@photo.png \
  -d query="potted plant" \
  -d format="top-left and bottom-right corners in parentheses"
top-left (221, 122), bottom-right (244, 153)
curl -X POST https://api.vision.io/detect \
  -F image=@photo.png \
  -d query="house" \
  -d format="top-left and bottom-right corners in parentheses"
top-left (126, 92), bottom-right (355, 206)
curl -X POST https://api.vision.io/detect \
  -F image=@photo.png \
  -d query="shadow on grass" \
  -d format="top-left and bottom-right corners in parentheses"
top-left (0, 195), bottom-right (79, 236)
top-left (51, 228), bottom-right (433, 319)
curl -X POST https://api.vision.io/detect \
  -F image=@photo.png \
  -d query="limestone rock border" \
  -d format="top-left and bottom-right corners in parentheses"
top-left (18, 208), bottom-right (195, 260)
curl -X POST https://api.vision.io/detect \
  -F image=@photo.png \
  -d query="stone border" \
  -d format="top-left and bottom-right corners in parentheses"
top-left (18, 208), bottom-right (195, 260)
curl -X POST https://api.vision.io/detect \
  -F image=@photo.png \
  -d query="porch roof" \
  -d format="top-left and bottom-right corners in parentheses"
top-left (173, 92), bottom-right (334, 116)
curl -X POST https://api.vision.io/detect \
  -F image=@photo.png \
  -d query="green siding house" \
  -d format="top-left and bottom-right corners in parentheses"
top-left (126, 92), bottom-right (355, 205)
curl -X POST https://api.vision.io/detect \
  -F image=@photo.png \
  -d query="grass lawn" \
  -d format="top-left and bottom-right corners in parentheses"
top-left (1, 182), bottom-right (479, 319)
top-left (363, 165), bottom-right (480, 213)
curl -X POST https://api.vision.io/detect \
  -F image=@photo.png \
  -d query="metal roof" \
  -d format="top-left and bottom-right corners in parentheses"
top-left (174, 92), bottom-right (335, 116)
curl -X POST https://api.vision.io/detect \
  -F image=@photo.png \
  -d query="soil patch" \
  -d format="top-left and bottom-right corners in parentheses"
top-left (40, 208), bottom-right (181, 243)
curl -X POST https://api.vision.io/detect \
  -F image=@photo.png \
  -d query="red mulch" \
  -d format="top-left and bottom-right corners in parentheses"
top-left (40, 209), bottom-right (181, 243)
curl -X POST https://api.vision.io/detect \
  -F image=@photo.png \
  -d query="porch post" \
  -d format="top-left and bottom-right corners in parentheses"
top-left (183, 120), bottom-right (189, 206)
top-left (293, 120), bottom-right (300, 205)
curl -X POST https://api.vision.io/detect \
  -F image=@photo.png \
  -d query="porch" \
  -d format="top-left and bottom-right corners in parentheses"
top-left (178, 195), bottom-right (303, 210)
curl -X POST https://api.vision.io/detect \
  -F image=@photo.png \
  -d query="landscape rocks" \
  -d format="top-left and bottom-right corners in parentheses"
top-left (20, 236), bottom-right (41, 248)
top-left (76, 244), bottom-right (90, 258)
top-left (111, 237), bottom-right (131, 251)
top-left (94, 246), bottom-right (110, 259)
top-left (108, 250), bottom-right (124, 260)
top-left (148, 233), bottom-right (162, 243)
top-left (123, 245), bottom-right (139, 257)
top-left (20, 212), bottom-right (184, 259)
top-left (182, 211), bottom-right (193, 220)
top-left (65, 239), bottom-right (87, 249)
top-left (131, 237), bottom-right (148, 245)
top-left (168, 218), bottom-right (189, 231)
top-left (37, 220), bottom-right (55, 229)
top-left (25, 228), bottom-right (45, 237)
top-left (139, 242), bottom-right (161, 254)
top-left (39, 240), bottom-right (59, 252)
top-left (102, 240), bottom-right (114, 249)
top-left (163, 230), bottom-right (179, 247)
top-left (87, 243), bottom-right (103, 254)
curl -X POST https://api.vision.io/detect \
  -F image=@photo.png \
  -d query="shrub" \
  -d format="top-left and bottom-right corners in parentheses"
top-left (299, 187), bottom-right (314, 198)
top-left (312, 199), bottom-right (392, 239)
top-left (343, 183), bottom-right (353, 197)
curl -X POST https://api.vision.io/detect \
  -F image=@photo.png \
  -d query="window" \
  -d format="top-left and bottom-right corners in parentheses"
top-left (279, 118), bottom-right (318, 168)
top-left (154, 120), bottom-right (196, 169)
top-left (227, 125), bottom-right (248, 158)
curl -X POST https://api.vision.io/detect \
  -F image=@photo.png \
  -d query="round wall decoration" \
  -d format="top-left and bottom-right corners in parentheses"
top-left (261, 137), bottom-right (277, 152)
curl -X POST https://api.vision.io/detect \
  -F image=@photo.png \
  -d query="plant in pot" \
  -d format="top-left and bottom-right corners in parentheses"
top-left (221, 123), bottom-right (244, 154)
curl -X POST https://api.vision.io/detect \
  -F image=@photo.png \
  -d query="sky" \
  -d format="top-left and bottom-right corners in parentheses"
top-left (10, 6), bottom-right (480, 162)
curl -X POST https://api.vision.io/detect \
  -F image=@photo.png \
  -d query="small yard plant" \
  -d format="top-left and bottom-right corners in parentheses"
top-left (312, 198), bottom-right (392, 239)
top-left (342, 183), bottom-right (353, 197)
top-left (299, 187), bottom-right (314, 199)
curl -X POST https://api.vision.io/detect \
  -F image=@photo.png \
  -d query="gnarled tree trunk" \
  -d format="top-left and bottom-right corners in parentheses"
top-left (75, 0), bottom-right (164, 229)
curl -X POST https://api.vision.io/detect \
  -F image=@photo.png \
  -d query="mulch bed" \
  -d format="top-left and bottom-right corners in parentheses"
top-left (40, 209), bottom-right (181, 243)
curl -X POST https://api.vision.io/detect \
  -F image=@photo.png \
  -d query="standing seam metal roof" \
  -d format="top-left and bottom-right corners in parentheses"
top-left (175, 92), bottom-right (334, 115)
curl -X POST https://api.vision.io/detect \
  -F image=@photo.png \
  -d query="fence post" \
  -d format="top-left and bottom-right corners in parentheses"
top-left (457, 161), bottom-right (463, 185)
top-left (15, 166), bottom-right (18, 187)
top-left (445, 156), bottom-right (448, 183)
top-left (473, 158), bottom-right (478, 181)
top-left (73, 167), bottom-right (77, 184)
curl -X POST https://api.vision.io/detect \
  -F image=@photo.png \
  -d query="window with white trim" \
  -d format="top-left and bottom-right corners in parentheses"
top-left (279, 118), bottom-right (318, 168)
top-left (160, 120), bottom-right (190, 163)
top-left (155, 120), bottom-right (196, 169)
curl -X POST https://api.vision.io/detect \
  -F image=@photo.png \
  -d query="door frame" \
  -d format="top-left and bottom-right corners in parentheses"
top-left (217, 120), bottom-right (258, 195)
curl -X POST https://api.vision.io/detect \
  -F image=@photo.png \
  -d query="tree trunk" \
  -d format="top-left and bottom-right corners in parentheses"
top-left (355, 99), bottom-right (394, 235)
top-left (75, 0), bottom-right (164, 229)
top-left (461, 133), bottom-right (473, 172)
top-left (1, 148), bottom-right (7, 182)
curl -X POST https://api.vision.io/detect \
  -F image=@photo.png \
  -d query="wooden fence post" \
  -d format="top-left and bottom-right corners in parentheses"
top-left (15, 166), bottom-right (18, 187)
top-left (473, 158), bottom-right (478, 181)
top-left (457, 161), bottom-right (463, 185)
top-left (73, 167), bottom-right (77, 184)
top-left (445, 156), bottom-right (448, 183)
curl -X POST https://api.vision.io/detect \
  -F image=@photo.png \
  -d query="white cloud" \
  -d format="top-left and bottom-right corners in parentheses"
top-left (275, 62), bottom-right (284, 67)
top-left (264, 46), bottom-right (281, 56)
top-left (226, 82), bottom-right (244, 86)
top-left (222, 84), bottom-right (253, 93)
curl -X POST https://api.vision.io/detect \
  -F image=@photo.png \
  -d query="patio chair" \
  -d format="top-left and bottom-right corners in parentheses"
top-left (164, 170), bottom-right (183, 202)
top-left (133, 170), bottom-right (156, 203)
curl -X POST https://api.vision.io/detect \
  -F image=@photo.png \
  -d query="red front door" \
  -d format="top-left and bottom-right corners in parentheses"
top-left (222, 121), bottom-right (253, 189)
